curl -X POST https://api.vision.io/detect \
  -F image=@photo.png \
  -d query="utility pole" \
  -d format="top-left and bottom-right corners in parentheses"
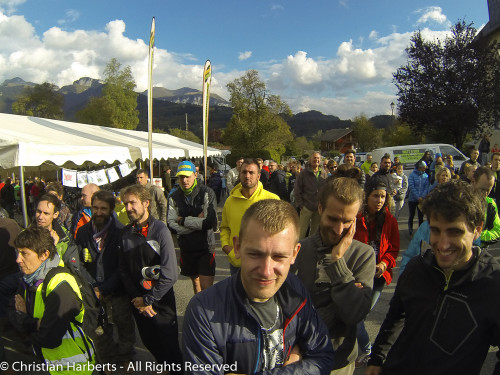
top-left (185, 113), bottom-right (188, 132)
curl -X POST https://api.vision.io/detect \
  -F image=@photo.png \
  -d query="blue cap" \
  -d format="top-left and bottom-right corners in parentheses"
top-left (176, 161), bottom-right (196, 177)
top-left (435, 153), bottom-right (442, 158)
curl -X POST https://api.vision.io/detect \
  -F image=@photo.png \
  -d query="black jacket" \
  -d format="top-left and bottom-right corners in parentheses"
top-left (120, 216), bottom-right (178, 317)
top-left (183, 272), bottom-right (334, 374)
top-left (167, 183), bottom-right (217, 252)
top-left (75, 216), bottom-right (124, 296)
top-left (268, 170), bottom-right (288, 201)
top-left (368, 247), bottom-right (500, 374)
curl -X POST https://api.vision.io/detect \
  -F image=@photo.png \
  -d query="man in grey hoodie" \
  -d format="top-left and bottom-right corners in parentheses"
top-left (292, 177), bottom-right (376, 374)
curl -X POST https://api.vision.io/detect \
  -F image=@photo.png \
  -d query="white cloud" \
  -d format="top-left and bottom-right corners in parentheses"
top-left (0, 11), bottom-right (457, 119)
top-left (271, 4), bottom-right (284, 11)
top-left (0, 0), bottom-right (26, 15)
top-left (369, 30), bottom-right (378, 40)
top-left (416, 6), bottom-right (450, 26)
top-left (57, 9), bottom-right (80, 25)
top-left (238, 51), bottom-right (252, 61)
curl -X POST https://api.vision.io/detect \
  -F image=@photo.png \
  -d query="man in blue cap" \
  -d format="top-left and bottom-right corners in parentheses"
top-left (167, 161), bottom-right (218, 293)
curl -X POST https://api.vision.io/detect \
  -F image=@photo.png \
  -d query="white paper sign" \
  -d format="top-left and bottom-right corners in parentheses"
top-left (62, 169), bottom-right (77, 188)
top-left (106, 167), bottom-right (119, 183)
top-left (77, 171), bottom-right (88, 188)
top-left (94, 169), bottom-right (108, 186)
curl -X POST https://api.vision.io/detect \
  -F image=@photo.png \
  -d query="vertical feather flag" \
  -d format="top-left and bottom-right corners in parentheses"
top-left (202, 60), bottom-right (212, 184)
top-left (147, 17), bottom-right (155, 181)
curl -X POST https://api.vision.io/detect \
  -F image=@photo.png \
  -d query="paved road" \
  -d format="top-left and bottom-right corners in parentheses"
top-left (2, 198), bottom-right (499, 374)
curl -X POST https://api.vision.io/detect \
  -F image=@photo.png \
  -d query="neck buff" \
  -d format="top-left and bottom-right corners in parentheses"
top-left (180, 178), bottom-right (197, 195)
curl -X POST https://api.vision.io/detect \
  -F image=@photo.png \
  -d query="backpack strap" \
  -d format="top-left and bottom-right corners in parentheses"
top-left (40, 266), bottom-right (70, 302)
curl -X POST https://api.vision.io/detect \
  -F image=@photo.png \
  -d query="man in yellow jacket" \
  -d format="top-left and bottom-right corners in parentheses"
top-left (220, 158), bottom-right (279, 274)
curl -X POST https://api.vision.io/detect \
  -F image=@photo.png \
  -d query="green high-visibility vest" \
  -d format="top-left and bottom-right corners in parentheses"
top-left (27, 271), bottom-right (95, 374)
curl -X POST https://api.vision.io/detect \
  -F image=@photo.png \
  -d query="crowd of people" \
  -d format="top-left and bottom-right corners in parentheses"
top-left (0, 147), bottom-right (499, 375)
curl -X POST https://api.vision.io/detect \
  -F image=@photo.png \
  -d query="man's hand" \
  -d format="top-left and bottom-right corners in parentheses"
top-left (141, 305), bottom-right (157, 318)
top-left (222, 245), bottom-right (233, 255)
top-left (331, 219), bottom-right (356, 262)
top-left (375, 262), bottom-right (387, 278)
top-left (132, 297), bottom-right (157, 317)
top-left (284, 345), bottom-right (302, 366)
top-left (365, 365), bottom-right (382, 375)
top-left (94, 287), bottom-right (102, 300)
top-left (176, 216), bottom-right (184, 224)
top-left (14, 294), bottom-right (26, 313)
top-left (49, 229), bottom-right (60, 245)
top-left (198, 211), bottom-right (205, 218)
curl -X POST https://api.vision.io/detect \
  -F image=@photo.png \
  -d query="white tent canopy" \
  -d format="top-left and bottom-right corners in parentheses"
top-left (0, 113), bottom-right (222, 168)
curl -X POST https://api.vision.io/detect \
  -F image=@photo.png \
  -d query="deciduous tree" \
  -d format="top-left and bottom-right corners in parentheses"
top-left (12, 82), bottom-right (64, 119)
top-left (394, 20), bottom-right (500, 149)
top-left (223, 70), bottom-right (293, 160)
top-left (77, 58), bottom-right (139, 129)
top-left (352, 115), bottom-right (382, 151)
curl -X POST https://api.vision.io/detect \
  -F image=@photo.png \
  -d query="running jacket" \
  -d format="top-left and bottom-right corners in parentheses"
top-left (182, 272), bottom-right (334, 374)
top-left (368, 247), bottom-right (500, 374)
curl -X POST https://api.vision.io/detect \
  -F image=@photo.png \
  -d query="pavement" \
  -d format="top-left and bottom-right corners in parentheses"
top-left (2, 198), bottom-right (499, 374)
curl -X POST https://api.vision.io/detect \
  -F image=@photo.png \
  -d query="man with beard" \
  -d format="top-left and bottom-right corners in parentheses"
top-left (366, 180), bottom-right (500, 375)
top-left (136, 168), bottom-right (168, 223)
top-left (293, 177), bottom-right (376, 374)
top-left (119, 185), bottom-right (182, 372)
top-left (220, 158), bottom-right (279, 274)
top-left (372, 154), bottom-right (396, 197)
top-left (75, 190), bottom-right (136, 364)
top-left (488, 152), bottom-right (500, 204)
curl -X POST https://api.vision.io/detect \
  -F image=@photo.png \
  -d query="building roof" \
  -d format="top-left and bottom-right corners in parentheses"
top-left (321, 128), bottom-right (353, 142)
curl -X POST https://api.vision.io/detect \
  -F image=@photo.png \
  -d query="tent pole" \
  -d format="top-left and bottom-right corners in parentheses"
top-left (19, 166), bottom-right (29, 228)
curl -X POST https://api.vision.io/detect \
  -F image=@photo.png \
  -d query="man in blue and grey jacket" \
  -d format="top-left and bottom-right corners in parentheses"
top-left (183, 199), bottom-right (334, 374)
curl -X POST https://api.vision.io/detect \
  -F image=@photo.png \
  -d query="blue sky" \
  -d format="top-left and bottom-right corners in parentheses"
top-left (0, 0), bottom-right (489, 119)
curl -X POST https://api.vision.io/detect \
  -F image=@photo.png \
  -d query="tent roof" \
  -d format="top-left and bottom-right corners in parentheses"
top-left (0, 113), bottom-right (223, 168)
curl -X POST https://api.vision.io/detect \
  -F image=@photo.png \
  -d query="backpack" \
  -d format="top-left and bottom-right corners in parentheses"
top-left (41, 264), bottom-right (107, 339)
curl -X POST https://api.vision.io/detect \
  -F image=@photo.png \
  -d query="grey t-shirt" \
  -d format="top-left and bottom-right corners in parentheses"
top-left (249, 296), bottom-right (284, 370)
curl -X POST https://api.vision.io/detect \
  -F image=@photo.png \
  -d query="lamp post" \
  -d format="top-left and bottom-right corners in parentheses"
top-left (390, 101), bottom-right (395, 117)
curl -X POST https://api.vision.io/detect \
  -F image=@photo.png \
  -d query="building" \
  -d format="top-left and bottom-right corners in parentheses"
top-left (320, 128), bottom-right (356, 153)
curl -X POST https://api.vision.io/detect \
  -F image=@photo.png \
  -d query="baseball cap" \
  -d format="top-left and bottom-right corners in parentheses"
top-left (417, 161), bottom-right (427, 169)
top-left (176, 161), bottom-right (196, 177)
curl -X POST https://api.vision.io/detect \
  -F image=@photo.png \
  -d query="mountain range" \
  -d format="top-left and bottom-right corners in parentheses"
top-left (0, 77), bottom-right (392, 139)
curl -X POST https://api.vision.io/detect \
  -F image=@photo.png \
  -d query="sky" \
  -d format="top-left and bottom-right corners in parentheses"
top-left (0, 0), bottom-right (489, 120)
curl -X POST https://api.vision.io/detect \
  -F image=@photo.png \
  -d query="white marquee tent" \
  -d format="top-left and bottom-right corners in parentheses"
top-left (0, 113), bottom-right (222, 168)
top-left (0, 113), bottom-right (224, 226)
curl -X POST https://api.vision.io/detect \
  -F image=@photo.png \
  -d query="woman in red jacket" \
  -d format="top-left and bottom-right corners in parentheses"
top-left (353, 177), bottom-right (400, 367)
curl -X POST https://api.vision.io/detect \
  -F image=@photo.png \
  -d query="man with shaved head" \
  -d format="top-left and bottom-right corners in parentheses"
top-left (71, 183), bottom-right (99, 239)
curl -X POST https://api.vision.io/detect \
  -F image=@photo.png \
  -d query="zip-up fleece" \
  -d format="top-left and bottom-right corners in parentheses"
top-left (182, 272), bottom-right (334, 374)
top-left (368, 247), bottom-right (500, 374)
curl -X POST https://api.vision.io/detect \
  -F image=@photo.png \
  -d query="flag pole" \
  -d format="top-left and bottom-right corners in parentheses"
top-left (202, 60), bottom-right (212, 184)
top-left (148, 17), bottom-right (155, 182)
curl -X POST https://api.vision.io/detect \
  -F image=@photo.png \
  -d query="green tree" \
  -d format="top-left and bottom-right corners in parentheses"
top-left (223, 70), bottom-right (293, 160)
top-left (384, 121), bottom-right (424, 146)
top-left (77, 58), bottom-right (139, 129)
top-left (394, 20), bottom-right (500, 149)
top-left (12, 82), bottom-right (64, 119)
top-left (352, 115), bottom-right (382, 151)
top-left (285, 136), bottom-right (315, 156)
top-left (169, 128), bottom-right (201, 143)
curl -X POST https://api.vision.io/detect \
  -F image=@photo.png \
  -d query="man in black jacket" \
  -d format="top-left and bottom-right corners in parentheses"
top-left (120, 184), bottom-right (182, 372)
top-left (268, 160), bottom-right (288, 200)
top-left (168, 161), bottom-right (218, 294)
top-left (75, 190), bottom-right (135, 363)
top-left (366, 180), bottom-right (500, 375)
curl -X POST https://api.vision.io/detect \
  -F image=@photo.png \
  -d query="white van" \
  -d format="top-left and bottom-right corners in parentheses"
top-left (370, 144), bottom-right (467, 171)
